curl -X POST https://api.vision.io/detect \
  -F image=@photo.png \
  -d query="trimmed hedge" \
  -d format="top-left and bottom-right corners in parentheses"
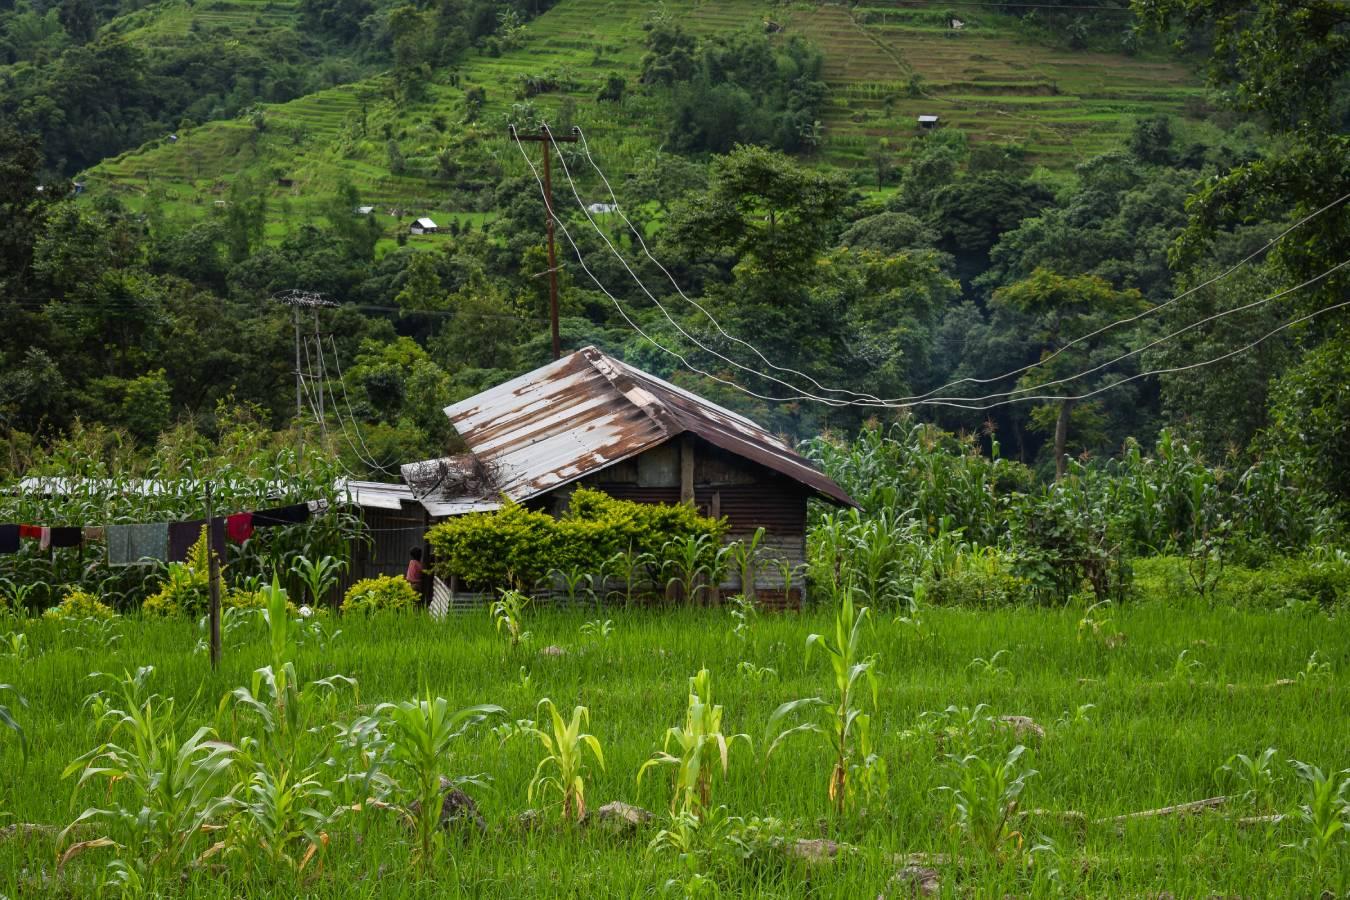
top-left (426, 488), bottom-right (725, 590)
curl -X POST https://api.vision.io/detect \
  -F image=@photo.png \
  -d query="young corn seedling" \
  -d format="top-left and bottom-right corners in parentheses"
top-left (1217, 748), bottom-right (1280, 814)
top-left (290, 554), bottom-right (346, 609)
top-left (227, 763), bottom-right (337, 875)
top-left (377, 691), bottom-right (503, 864)
top-left (489, 588), bottom-right (530, 649)
top-left (727, 528), bottom-right (765, 602)
top-left (938, 744), bottom-right (1037, 856)
top-left (1285, 759), bottom-right (1349, 876)
top-left (61, 670), bottom-right (238, 883)
top-left (662, 533), bottom-right (713, 605)
top-left (580, 618), bottom-right (615, 639)
top-left (727, 594), bottom-right (756, 642)
top-left (639, 668), bottom-right (749, 817)
top-left (526, 698), bottom-right (605, 822)
top-left (967, 649), bottom-right (1011, 679)
top-left (765, 589), bottom-right (878, 816)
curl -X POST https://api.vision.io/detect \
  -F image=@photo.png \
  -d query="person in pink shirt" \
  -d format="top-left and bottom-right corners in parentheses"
top-left (406, 547), bottom-right (424, 591)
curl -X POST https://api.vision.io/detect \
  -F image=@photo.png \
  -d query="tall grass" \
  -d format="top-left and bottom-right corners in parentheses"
top-left (1, 600), bottom-right (1346, 896)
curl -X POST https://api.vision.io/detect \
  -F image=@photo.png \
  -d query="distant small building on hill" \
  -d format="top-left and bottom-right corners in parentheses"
top-left (917, 114), bottom-right (940, 130)
top-left (355, 205), bottom-right (375, 216)
top-left (587, 202), bottom-right (618, 214)
top-left (410, 217), bottom-right (438, 235)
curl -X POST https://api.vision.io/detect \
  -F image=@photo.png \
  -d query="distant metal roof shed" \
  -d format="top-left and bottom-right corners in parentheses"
top-left (432, 346), bottom-right (856, 508)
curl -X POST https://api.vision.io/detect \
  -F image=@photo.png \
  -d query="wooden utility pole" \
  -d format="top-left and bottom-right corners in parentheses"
top-left (511, 126), bottom-right (578, 360)
top-left (205, 481), bottom-right (222, 670)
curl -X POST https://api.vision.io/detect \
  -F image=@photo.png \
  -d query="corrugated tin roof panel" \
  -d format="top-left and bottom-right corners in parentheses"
top-left (334, 479), bottom-right (415, 511)
top-left (442, 346), bottom-right (855, 507)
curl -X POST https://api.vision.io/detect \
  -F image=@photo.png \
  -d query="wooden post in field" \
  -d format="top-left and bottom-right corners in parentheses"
top-left (205, 482), bottom-right (222, 669)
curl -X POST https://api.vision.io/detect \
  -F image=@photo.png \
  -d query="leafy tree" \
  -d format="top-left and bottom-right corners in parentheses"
top-left (993, 270), bottom-right (1148, 477)
top-left (1259, 334), bottom-right (1350, 505)
top-left (640, 19), bottom-right (696, 86)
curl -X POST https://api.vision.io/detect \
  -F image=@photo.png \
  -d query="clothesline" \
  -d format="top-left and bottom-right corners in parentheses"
top-left (0, 499), bottom-right (326, 566)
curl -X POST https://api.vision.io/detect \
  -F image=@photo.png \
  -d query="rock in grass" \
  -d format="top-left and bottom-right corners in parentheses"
top-left (516, 808), bottom-right (544, 831)
top-left (539, 645), bottom-right (567, 657)
top-left (591, 801), bottom-right (653, 832)
top-left (406, 777), bottom-right (487, 836)
top-left (788, 838), bottom-right (843, 864)
top-left (891, 865), bottom-right (941, 896)
top-left (999, 715), bottom-right (1046, 741)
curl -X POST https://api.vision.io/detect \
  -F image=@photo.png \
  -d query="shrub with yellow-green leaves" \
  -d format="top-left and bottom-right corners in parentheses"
top-left (426, 488), bottom-right (725, 591)
top-left (142, 528), bottom-right (216, 616)
top-left (44, 589), bottom-right (116, 620)
top-left (341, 575), bottom-right (418, 614)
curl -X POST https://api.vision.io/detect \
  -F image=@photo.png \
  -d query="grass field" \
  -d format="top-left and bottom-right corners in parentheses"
top-left (82, 0), bottom-right (1205, 243)
top-left (2, 597), bottom-right (1346, 896)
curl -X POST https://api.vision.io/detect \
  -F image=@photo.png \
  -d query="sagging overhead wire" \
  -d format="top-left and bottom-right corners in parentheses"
top-left (568, 132), bottom-right (1350, 405)
top-left (915, 256), bottom-right (1350, 404)
top-left (905, 295), bottom-right (1350, 413)
top-left (569, 124), bottom-right (883, 403)
top-left (542, 123), bottom-right (880, 405)
top-left (509, 125), bottom-right (850, 407)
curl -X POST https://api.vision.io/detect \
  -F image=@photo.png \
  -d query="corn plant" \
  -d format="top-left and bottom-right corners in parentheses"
top-left (580, 618), bottom-right (614, 638)
top-left (226, 762), bottom-right (336, 875)
top-left (61, 670), bottom-right (238, 882)
top-left (1285, 759), bottom-right (1349, 875)
top-left (639, 668), bottom-right (749, 816)
top-left (727, 528), bottom-right (765, 602)
top-left (727, 593), bottom-right (756, 642)
top-left (607, 544), bottom-right (653, 608)
top-left (662, 533), bottom-right (713, 605)
top-left (1218, 747), bottom-right (1280, 814)
top-left (938, 744), bottom-right (1037, 855)
top-left (290, 554), bottom-right (345, 609)
top-left (0, 683), bottom-right (26, 761)
top-left (550, 565), bottom-right (590, 609)
top-left (490, 588), bottom-right (530, 648)
top-left (376, 692), bottom-right (503, 863)
top-left (2, 630), bottom-right (28, 661)
top-left (967, 649), bottom-right (1011, 679)
top-left (765, 589), bottom-right (878, 816)
top-left (526, 698), bottom-right (605, 822)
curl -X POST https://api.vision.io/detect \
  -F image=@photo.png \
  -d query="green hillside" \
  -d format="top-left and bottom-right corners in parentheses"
top-left (84, 0), bottom-right (1204, 232)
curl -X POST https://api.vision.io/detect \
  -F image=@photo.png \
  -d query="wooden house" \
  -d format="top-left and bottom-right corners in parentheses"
top-left (403, 346), bottom-right (856, 606)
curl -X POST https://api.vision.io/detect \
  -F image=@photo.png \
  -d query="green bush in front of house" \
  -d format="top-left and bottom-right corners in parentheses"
top-left (341, 575), bottom-right (419, 614)
top-left (426, 488), bottom-right (726, 590)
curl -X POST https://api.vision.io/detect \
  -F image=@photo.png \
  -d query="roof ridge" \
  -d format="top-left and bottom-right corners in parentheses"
top-left (580, 346), bottom-right (679, 439)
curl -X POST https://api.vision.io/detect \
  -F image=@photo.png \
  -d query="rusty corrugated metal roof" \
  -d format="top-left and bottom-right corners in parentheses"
top-left (441, 346), bottom-right (856, 507)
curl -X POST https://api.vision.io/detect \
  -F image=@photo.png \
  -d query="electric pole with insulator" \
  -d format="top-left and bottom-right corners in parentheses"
top-left (509, 124), bottom-right (578, 361)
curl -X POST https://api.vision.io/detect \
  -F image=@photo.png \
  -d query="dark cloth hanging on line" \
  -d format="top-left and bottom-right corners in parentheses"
top-left (107, 523), bottom-right (170, 566)
top-left (252, 503), bottom-right (310, 528)
top-left (0, 525), bottom-right (18, 554)
top-left (226, 512), bottom-right (254, 544)
top-left (168, 519), bottom-right (227, 562)
top-left (48, 527), bottom-right (82, 549)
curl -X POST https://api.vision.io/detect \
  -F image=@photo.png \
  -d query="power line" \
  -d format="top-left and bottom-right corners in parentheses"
top-left (572, 127), bottom-right (1350, 408)
top-left (544, 124), bottom-right (879, 406)
top-left (918, 256), bottom-right (1350, 404)
top-left (898, 190), bottom-right (1350, 403)
top-left (903, 295), bottom-right (1350, 412)
top-left (511, 127), bottom-right (843, 407)
top-left (570, 125), bottom-right (883, 403)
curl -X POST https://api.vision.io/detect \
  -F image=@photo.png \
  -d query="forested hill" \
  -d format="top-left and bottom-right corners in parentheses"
top-left (1, 0), bottom-right (1347, 494)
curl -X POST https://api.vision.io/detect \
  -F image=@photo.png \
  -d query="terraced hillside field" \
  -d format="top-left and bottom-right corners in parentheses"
top-left (84, 0), bottom-right (1203, 235)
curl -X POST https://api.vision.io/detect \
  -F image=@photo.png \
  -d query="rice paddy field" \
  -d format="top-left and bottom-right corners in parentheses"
top-left (2, 597), bottom-right (1346, 897)
top-left (83, 0), bottom-right (1206, 237)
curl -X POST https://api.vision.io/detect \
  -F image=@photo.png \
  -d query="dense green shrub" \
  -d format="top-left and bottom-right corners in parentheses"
top-left (142, 530), bottom-right (214, 616)
top-left (926, 548), bottom-right (1029, 607)
top-left (1134, 553), bottom-right (1350, 610)
top-left (341, 575), bottom-right (419, 614)
top-left (426, 488), bottom-right (725, 591)
top-left (44, 589), bottom-right (115, 620)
